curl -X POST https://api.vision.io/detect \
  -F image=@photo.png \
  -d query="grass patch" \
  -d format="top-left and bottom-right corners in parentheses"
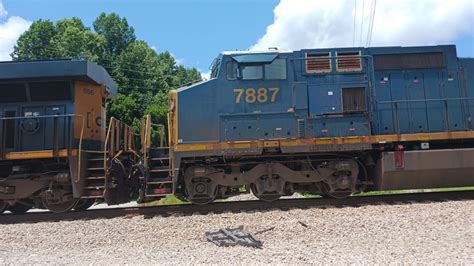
top-left (144, 195), bottom-right (189, 206)
top-left (142, 187), bottom-right (474, 205)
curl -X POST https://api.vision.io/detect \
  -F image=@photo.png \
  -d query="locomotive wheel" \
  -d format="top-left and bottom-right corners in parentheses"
top-left (105, 158), bottom-right (130, 205)
top-left (42, 197), bottom-right (79, 213)
top-left (73, 199), bottom-right (95, 211)
top-left (185, 184), bottom-right (218, 205)
top-left (250, 184), bottom-right (281, 202)
top-left (321, 183), bottom-right (352, 199)
top-left (0, 200), bottom-right (8, 214)
top-left (8, 202), bottom-right (32, 214)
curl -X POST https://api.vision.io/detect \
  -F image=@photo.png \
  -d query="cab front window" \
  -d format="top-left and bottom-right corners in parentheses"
top-left (210, 56), bottom-right (221, 79)
top-left (226, 56), bottom-right (287, 81)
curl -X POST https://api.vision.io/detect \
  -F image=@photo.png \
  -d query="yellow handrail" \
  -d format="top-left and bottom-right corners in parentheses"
top-left (75, 114), bottom-right (85, 183)
top-left (103, 117), bottom-right (115, 172)
top-left (141, 114), bottom-right (171, 176)
top-left (103, 117), bottom-right (137, 172)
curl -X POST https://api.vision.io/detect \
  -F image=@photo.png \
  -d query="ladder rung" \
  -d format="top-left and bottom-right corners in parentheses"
top-left (88, 158), bottom-right (104, 161)
top-left (85, 186), bottom-right (105, 190)
top-left (150, 169), bottom-right (169, 172)
top-left (85, 176), bottom-right (105, 180)
top-left (80, 195), bottom-right (103, 199)
top-left (87, 168), bottom-right (104, 171)
top-left (147, 181), bottom-right (173, 185)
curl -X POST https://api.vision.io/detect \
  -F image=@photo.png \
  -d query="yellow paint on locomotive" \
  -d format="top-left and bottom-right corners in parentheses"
top-left (74, 81), bottom-right (107, 142)
top-left (168, 90), bottom-right (179, 147)
top-left (3, 149), bottom-right (77, 160)
top-left (172, 131), bottom-right (474, 152)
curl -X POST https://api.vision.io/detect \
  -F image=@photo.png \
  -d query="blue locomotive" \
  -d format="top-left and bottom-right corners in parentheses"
top-left (159, 45), bottom-right (474, 204)
top-left (0, 60), bottom-right (136, 213)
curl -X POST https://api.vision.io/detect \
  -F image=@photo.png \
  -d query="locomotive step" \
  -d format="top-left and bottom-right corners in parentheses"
top-left (148, 177), bottom-right (172, 182)
top-left (87, 158), bottom-right (105, 161)
top-left (85, 186), bottom-right (105, 190)
top-left (147, 180), bottom-right (173, 185)
top-left (80, 195), bottom-right (103, 199)
top-left (150, 157), bottom-right (170, 161)
top-left (86, 167), bottom-right (105, 171)
top-left (85, 176), bottom-right (106, 180)
top-left (149, 169), bottom-right (170, 173)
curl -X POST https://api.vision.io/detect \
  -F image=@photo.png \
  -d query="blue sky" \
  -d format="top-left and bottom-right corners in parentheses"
top-left (1, 0), bottom-right (473, 75)
top-left (1, 0), bottom-right (279, 73)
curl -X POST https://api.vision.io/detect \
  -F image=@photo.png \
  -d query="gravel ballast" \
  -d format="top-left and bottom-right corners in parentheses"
top-left (0, 200), bottom-right (473, 264)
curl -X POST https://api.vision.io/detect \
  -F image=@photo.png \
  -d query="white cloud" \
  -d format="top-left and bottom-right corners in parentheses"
top-left (252, 0), bottom-right (474, 50)
top-left (169, 52), bottom-right (185, 65)
top-left (0, 2), bottom-right (31, 61)
top-left (0, 2), bottom-right (7, 18)
top-left (200, 70), bottom-right (211, 80)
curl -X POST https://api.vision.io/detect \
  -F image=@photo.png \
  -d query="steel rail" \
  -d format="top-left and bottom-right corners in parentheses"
top-left (1, 190), bottom-right (473, 225)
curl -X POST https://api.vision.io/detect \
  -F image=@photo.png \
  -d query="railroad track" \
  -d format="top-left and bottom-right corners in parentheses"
top-left (1, 190), bottom-right (473, 225)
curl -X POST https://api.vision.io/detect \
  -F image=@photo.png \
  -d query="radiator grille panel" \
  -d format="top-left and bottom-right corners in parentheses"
top-left (306, 52), bottom-right (331, 73)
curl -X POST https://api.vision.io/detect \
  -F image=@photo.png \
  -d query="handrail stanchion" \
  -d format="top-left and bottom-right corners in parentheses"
top-left (395, 102), bottom-right (400, 139)
top-left (444, 99), bottom-right (450, 132)
top-left (0, 118), bottom-right (4, 160)
top-left (52, 116), bottom-right (59, 157)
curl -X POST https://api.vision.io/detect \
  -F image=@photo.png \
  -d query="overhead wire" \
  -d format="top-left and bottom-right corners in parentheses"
top-left (352, 0), bottom-right (357, 47)
top-left (367, 0), bottom-right (377, 47)
top-left (358, 0), bottom-right (366, 47)
top-left (2, 40), bottom-right (181, 74)
top-left (5, 42), bottom-right (203, 92)
top-left (365, 0), bottom-right (374, 47)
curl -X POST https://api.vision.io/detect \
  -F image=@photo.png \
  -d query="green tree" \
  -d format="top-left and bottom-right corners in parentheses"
top-left (93, 12), bottom-right (135, 55)
top-left (115, 40), bottom-right (168, 95)
top-left (10, 13), bottom-right (201, 131)
top-left (51, 18), bottom-right (105, 62)
top-left (11, 18), bottom-right (105, 62)
top-left (174, 65), bottom-right (202, 87)
top-left (107, 94), bottom-right (140, 126)
top-left (11, 19), bottom-right (57, 60)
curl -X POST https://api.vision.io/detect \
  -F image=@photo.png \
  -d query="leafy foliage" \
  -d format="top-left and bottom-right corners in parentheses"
top-left (11, 13), bottom-right (201, 132)
top-left (93, 12), bottom-right (136, 55)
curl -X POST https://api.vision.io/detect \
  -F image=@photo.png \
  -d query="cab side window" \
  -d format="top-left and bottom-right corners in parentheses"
top-left (241, 65), bottom-right (263, 80)
top-left (265, 59), bottom-right (287, 79)
top-left (226, 61), bottom-right (237, 80)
